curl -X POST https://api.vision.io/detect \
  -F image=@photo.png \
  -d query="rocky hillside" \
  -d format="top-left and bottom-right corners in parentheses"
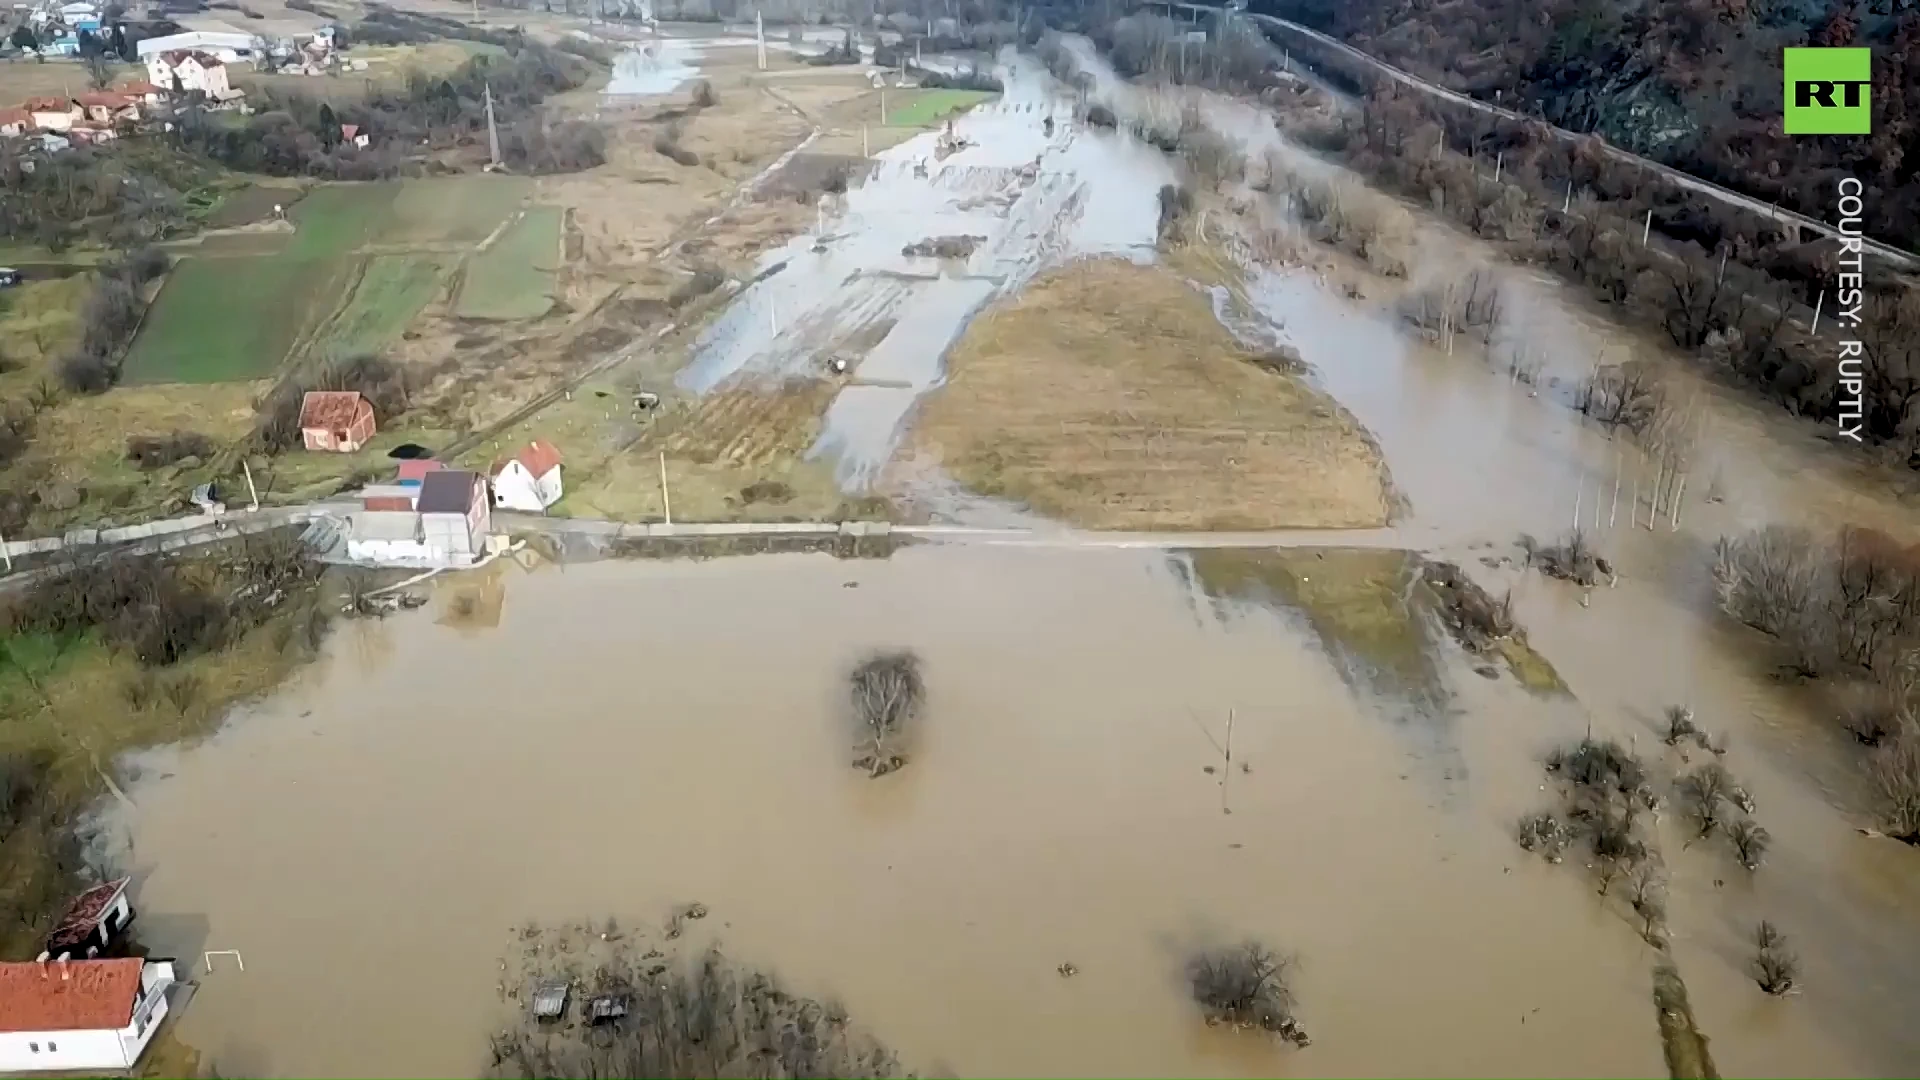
top-left (1271, 0), bottom-right (1920, 252)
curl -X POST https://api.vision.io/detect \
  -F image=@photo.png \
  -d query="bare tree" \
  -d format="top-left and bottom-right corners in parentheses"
top-left (1868, 728), bottom-right (1920, 842)
top-left (1752, 921), bottom-right (1798, 996)
top-left (1729, 818), bottom-right (1771, 871)
top-left (1186, 941), bottom-right (1309, 1046)
top-left (849, 651), bottom-right (924, 777)
top-left (1680, 763), bottom-right (1733, 837)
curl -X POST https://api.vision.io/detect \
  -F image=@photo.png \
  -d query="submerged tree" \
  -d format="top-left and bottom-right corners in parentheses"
top-left (849, 650), bottom-right (924, 777)
top-left (1186, 941), bottom-right (1310, 1047)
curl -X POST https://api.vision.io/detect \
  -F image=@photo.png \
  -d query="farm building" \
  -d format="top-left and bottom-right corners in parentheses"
top-left (41, 879), bottom-right (133, 962)
top-left (23, 97), bottom-right (79, 132)
top-left (75, 91), bottom-right (142, 125)
top-left (359, 484), bottom-right (419, 512)
top-left (135, 29), bottom-right (257, 64)
top-left (299, 390), bottom-right (376, 453)
top-left (146, 51), bottom-right (238, 101)
top-left (0, 108), bottom-right (31, 136)
top-left (0, 958), bottom-right (176, 1074)
top-left (491, 440), bottom-right (563, 512)
top-left (418, 470), bottom-right (491, 562)
top-left (395, 459), bottom-right (445, 487)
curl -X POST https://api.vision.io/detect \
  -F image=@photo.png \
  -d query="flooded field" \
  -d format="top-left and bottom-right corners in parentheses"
top-left (70, 23), bottom-right (1920, 1080)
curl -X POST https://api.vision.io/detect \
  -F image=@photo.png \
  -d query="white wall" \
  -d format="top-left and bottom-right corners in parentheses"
top-left (493, 463), bottom-right (561, 511)
top-left (422, 512), bottom-right (477, 559)
top-left (0, 1028), bottom-right (131, 1073)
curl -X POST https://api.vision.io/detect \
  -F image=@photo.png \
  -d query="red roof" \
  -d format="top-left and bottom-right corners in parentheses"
top-left (511, 440), bottom-right (563, 478)
top-left (45, 878), bottom-right (128, 954)
top-left (298, 390), bottom-right (372, 431)
top-left (0, 108), bottom-right (31, 128)
top-left (117, 80), bottom-right (162, 95)
top-left (0, 959), bottom-right (143, 1032)
top-left (76, 91), bottom-right (135, 108)
top-left (24, 97), bottom-right (75, 113)
top-left (396, 459), bottom-right (443, 483)
top-left (160, 49), bottom-right (224, 68)
top-left (340, 123), bottom-right (359, 140)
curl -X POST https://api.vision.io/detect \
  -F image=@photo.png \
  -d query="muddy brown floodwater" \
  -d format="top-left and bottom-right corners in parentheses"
top-left (98, 43), bottom-right (1920, 1080)
top-left (94, 548), bottom-right (1683, 1077)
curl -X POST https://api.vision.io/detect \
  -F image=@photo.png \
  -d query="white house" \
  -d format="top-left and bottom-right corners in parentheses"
top-left (147, 50), bottom-right (237, 100)
top-left (491, 440), bottom-right (564, 512)
top-left (0, 958), bottom-right (176, 1074)
top-left (135, 29), bottom-right (257, 64)
top-left (418, 470), bottom-right (491, 563)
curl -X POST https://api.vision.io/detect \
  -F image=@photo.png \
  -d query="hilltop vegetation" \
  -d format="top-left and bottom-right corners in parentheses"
top-left (1271, 0), bottom-right (1920, 251)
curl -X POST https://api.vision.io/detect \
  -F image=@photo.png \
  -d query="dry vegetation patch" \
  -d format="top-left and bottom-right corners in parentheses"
top-left (914, 258), bottom-right (1392, 530)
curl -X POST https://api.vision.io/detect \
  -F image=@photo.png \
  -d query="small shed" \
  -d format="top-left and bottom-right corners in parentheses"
top-left (395, 459), bottom-right (443, 487)
top-left (417, 470), bottom-right (490, 563)
top-left (299, 391), bottom-right (376, 453)
top-left (491, 440), bottom-right (563, 513)
top-left (359, 484), bottom-right (418, 512)
top-left (40, 879), bottom-right (133, 961)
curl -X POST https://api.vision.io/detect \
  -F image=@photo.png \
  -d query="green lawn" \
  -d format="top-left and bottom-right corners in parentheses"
top-left (125, 177), bottom-right (537, 382)
top-left (317, 255), bottom-right (451, 359)
top-left (122, 256), bottom-right (357, 384)
top-left (455, 206), bottom-right (563, 321)
top-left (886, 89), bottom-right (994, 127)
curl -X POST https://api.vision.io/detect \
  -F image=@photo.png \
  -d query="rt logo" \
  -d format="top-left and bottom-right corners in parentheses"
top-left (1784, 47), bottom-right (1871, 135)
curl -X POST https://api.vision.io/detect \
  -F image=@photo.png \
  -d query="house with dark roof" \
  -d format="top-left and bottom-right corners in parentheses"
top-left (0, 957), bottom-right (176, 1073)
top-left (418, 469), bottom-right (490, 562)
top-left (491, 440), bottom-right (564, 512)
top-left (298, 390), bottom-right (376, 453)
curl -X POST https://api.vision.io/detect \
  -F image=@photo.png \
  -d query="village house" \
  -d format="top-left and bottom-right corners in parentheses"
top-left (359, 483), bottom-right (418, 512)
top-left (116, 80), bottom-right (167, 106)
top-left (0, 957), bottom-right (176, 1074)
top-left (67, 122), bottom-right (118, 145)
top-left (418, 469), bottom-right (491, 563)
top-left (146, 50), bottom-right (237, 101)
top-left (491, 440), bottom-right (563, 512)
top-left (41, 879), bottom-right (134, 962)
top-left (23, 97), bottom-right (79, 132)
top-left (0, 108), bottom-right (31, 136)
top-left (298, 390), bottom-right (376, 453)
top-left (75, 90), bottom-right (142, 125)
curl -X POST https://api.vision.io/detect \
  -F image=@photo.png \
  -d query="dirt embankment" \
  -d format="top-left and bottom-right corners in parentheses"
top-left (913, 257), bottom-right (1393, 530)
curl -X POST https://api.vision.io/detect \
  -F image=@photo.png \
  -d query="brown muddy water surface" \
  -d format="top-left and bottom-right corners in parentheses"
top-left (100, 548), bottom-right (1678, 1077)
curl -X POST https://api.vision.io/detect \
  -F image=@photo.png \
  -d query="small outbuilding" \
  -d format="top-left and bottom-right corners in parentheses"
top-left (417, 469), bottom-right (491, 563)
top-left (394, 459), bottom-right (444, 487)
top-left (41, 879), bottom-right (133, 962)
top-left (299, 390), bottom-right (376, 453)
top-left (491, 440), bottom-right (563, 512)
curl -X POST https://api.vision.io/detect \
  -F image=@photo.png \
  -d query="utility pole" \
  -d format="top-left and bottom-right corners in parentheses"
top-left (756, 9), bottom-right (766, 71)
top-left (484, 82), bottom-right (501, 167)
top-left (243, 460), bottom-right (260, 511)
top-left (658, 452), bottom-right (673, 525)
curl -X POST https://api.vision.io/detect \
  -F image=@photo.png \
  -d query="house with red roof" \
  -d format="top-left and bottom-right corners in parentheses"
top-left (0, 957), bottom-right (176, 1072)
top-left (491, 440), bottom-right (564, 512)
top-left (298, 390), bottom-right (376, 453)
top-left (74, 91), bottom-right (142, 126)
top-left (23, 97), bottom-right (80, 133)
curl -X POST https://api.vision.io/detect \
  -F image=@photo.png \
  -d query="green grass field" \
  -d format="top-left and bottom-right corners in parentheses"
top-left (124, 178), bottom-right (532, 383)
top-left (317, 255), bottom-right (451, 359)
top-left (455, 206), bottom-right (562, 321)
top-left (886, 88), bottom-right (994, 126)
top-left (122, 256), bottom-right (358, 384)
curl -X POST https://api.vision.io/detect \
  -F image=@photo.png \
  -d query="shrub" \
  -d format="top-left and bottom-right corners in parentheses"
top-left (849, 650), bottom-right (923, 777)
top-left (1186, 941), bottom-right (1309, 1046)
top-left (487, 945), bottom-right (908, 1079)
top-left (689, 78), bottom-right (717, 108)
top-left (652, 122), bottom-right (700, 167)
top-left (1868, 729), bottom-right (1920, 842)
top-left (125, 431), bottom-right (214, 470)
top-left (1752, 921), bottom-right (1798, 996)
